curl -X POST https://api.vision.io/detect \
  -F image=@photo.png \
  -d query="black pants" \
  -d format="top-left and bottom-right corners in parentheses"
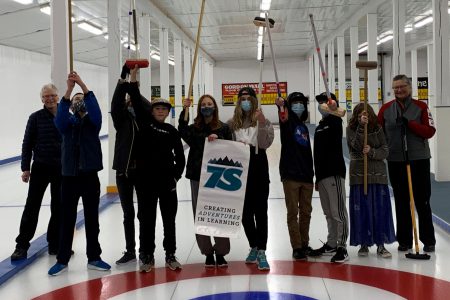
top-left (135, 174), bottom-right (178, 256)
top-left (15, 161), bottom-right (61, 251)
top-left (388, 159), bottom-right (436, 247)
top-left (242, 178), bottom-right (270, 250)
top-left (116, 170), bottom-right (137, 253)
top-left (57, 173), bottom-right (102, 264)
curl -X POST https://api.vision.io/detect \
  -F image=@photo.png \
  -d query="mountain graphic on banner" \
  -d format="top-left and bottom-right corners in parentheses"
top-left (208, 156), bottom-right (243, 168)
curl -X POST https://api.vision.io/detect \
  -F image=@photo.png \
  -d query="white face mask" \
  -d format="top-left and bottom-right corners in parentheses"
top-left (318, 104), bottom-right (329, 117)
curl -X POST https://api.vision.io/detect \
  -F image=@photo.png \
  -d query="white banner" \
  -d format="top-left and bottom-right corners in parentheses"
top-left (195, 139), bottom-right (250, 238)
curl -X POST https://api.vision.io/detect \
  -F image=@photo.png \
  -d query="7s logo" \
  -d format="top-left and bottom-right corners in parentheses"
top-left (204, 165), bottom-right (243, 191)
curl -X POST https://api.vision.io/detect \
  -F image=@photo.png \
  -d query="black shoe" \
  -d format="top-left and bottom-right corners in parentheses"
top-left (423, 245), bottom-right (435, 253)
top-left (11, 248), bottom-right (27, 261)
top-left (48, 249), bottom-right (75, 256)
top-left (301, 246), bottom-right (313, 256)
top-left (292, 248), bottom-right (307, 260)
top-left (165, 253), bottom-right (182, 270)
top-left (205, 254), bottom-right (215, 268)
top-left (397, 244), bottom-right (412, 252)
top-left (331, 247), bottom-right (349, 263)
top-left (308, 243), bottom-right (337, 257)
top-left (116, 251), bottom-right (136, 265)
top-left (215, 255), bottom-right (228, 268)
top-left (139, 254), bottom-right (155, 272)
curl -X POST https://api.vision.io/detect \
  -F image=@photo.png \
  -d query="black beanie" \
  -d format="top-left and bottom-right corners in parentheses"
top-left (238, 86), bottom-right (257, 98)
top-left (315, 92), bottom-right (338, 106)
top-left (287, 92), bottom-right (308, 105)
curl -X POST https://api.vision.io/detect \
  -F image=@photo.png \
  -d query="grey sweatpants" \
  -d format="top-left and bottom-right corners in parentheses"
top-left (317, 176), bottom-right (349, 248)
top-left (190, 180), bottom-right (230, 256)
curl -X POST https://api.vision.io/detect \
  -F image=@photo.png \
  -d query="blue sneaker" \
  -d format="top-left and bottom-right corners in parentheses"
top-left (245, 247), bottom-right (258, 264)
top-left (257, 250), bottom-right (270, 271)
top-left (48, 263), bottom-right (68, 276)
top-left (87, 260), bottom-right (111, 271)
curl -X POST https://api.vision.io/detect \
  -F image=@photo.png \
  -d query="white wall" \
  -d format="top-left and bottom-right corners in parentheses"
top-left (0, 45), bottom-right (108, 160)
top-left (213, 57), bottom-right (310, 123)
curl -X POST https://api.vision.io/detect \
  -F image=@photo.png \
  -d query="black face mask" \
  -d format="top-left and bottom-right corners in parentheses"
top-left (72, 100), bottom-right (86, 114)
top-left (201, 106), bottom-right (215, 117)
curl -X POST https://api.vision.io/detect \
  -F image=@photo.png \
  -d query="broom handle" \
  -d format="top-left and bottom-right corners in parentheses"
top-left (132, 0), bottom-right (138, 56)
top-left (406, 164), bottom-right (420, 253)
top-left (68, 0), bottom-right (73, 72)
top-left (363, 69), bottom-right (368, 195)
top-left (184, 0), bottom-right (206, 121)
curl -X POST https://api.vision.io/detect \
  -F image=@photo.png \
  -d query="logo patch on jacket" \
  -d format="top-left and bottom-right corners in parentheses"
top-left (294, 125), bottom-right (309, 147)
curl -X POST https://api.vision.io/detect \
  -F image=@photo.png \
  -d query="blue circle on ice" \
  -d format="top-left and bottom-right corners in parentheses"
top-left (190, 291), bottom-right (317, 300)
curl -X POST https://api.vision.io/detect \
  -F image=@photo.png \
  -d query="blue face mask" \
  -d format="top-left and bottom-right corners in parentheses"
top-left (318, 104), bottom-right (329, 117)
top-left (240, 100), bottom-right (252, 112)
top-left (201, 106), bottom-right (215, 117)
top-left (291, 103), bottom-right (305, 116)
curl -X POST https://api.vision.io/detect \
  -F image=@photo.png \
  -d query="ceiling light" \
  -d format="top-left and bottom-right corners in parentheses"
top-left (377, 35), bottom-right (393, 45)
top-left (404, 25), bottom-right (413, 33)
top-left (78, 21), bottom-right (103, 35)
top-left (358, 46), bottom-right (368, 54)
top-left (40, 4), bottom-right (51, 15)
top-left (168, 60), bottom-right (175, 66)
top-left (259, 12), bottom-right (265, 18)
top-left (414, 16), bottom-right (433, 28)
top-left (13, 0), bottom-right (33, 4)
top-left (260, 0), bottom-right (271, 11)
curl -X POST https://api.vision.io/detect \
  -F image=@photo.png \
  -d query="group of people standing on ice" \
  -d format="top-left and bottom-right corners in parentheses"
top-left (10, 62), bottom-right (436, 275)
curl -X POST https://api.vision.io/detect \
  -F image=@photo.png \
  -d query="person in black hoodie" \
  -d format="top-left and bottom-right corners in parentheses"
top-left (308, 92), bottom-right (349, 263)
top-left (128, 65), bottom-right (185, 273)
top-left (275, 92), bottom-right (314, 261)
top-left (178, 94), bottom-right (232, 268)
top-left (110, 64), bottom-right (142, 265)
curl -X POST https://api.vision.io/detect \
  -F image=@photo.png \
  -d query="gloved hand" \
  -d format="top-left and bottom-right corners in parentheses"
top-left (120, 64), bottom-right (130, 80)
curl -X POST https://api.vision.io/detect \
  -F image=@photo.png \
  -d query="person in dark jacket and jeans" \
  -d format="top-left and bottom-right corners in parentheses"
top-left (111, 64), bottom-right (141, 265)
top-left (48, 71), bottom-right (110, 276)
top-left (275, 92), bottom-right (314, 261)
top-left (308, 92), bottom-right (349, 263)
top-left (11, 84), bottom-right (62, 261)
top-left (128, 65), bottom-right (185, 272)
top-left (178, 94), bottom-right (232, 268)
top-left (378, 74), bottom-right (436, 253)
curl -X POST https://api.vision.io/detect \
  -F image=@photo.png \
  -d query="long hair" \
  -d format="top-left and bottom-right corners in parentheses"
top-left (229, 95), bottom-right (258, 131)
top-left (193, 94), bottom-right (222, 130)
top-left (348, 103), bottom-right (379, 132)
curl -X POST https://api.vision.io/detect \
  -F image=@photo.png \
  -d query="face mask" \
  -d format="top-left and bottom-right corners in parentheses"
top-left (127, 106), bottom-right (136, 117)
top-left (291, 103), bottom-right (305, 116)
top-left (318, 104), bottom-right (329, 117)
top-left (201, 106), bottom-right (215, 117)
top-left (240, 100), bottom-right (251, 112)
top-left (72, 100), bottom-right (86, 114)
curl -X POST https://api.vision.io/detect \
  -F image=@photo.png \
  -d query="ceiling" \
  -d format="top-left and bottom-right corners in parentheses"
top-left (0, 0), bottom-right (437, 67)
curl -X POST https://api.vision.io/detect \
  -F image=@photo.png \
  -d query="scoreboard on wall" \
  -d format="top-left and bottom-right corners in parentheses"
top-left (222, 82), bottom-right (288, 106)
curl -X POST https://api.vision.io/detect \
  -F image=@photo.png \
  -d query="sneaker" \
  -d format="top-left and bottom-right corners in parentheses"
top-left (308, 243), bottom-right (337, 257)
top-left (257, 250), bottom-right (270, 271)
top-left (205, 254), bottom-right (215, 268)
top-left (377, 245), bottom-right (392, 258)
top-left (423, 245), bottom-right (435, 253)
top-left (165, 254), bottom-right (182, 270)
top-left (245, 247), bottom-right (258, 264)
top-left (292, 248), bottom-right (307, 261)
top-left (331, 247), bottom-right (349, 263)
top-left (48, 249), bottom-right (75, 256)
top-left (301, 246), bottom-right (313, 256)
top-left (358, 245), bottom-right (369, 257)
top-left (216, 255), bottom-right (228, 268)
top-left (48, 263), bottom-right (68, 276)
top-left (116, 251), bottom-right (136, 265)
top-left (397, 244), bottom-right (412, 252)
top-left (139, 254), bottom-right (155, 273)
top-left (87, 260), bottom-right (111, 271)
top-left (11, 248), bottom-right (27, 261)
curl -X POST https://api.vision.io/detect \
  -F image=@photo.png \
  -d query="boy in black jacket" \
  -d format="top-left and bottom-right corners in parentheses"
top-left (276, 92), bottom-right (314, 261)
top-left (308, 92), bottom-right (349, 263)
top-left (128, 65), bottom-right (185, 272)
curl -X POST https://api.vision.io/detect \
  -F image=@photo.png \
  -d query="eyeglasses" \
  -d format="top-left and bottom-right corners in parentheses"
top-left (392, 84), bottom-right (409, 90)
top-left (42, 94), bottom-right (57, 98)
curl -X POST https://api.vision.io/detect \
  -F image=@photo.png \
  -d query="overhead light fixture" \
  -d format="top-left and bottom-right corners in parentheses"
top-left (414, 16), bottom-right (433, 28)
top-left (40, 4), bottom-right (51, 15)
top-left (78, 21), bottom-right (103, 35)
top-left (358, 46), bottom-right (368, 54)
top-left (404, 25), bottom-right (413, 33)
top-left (168, 59), bottom-right (175, 66)
top-left (13, 0), bottom-right (33, 4)
top-left (260, 0), bottom-right (271, 11)
top-left (377, 35), bottom-right (393, 45)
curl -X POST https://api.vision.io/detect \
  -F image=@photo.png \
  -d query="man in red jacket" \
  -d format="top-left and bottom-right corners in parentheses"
top-left (378, 74), bottom-right (436, 253)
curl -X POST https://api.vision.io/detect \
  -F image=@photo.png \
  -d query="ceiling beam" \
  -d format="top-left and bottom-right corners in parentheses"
top-left (137, 0), bottom-right (215, 64)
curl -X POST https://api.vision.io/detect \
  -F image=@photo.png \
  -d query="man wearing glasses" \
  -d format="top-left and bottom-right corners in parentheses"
top-left (11, 84), bottom-right (63, 261)
top-left (378, 74), bottom-right (436, 253)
